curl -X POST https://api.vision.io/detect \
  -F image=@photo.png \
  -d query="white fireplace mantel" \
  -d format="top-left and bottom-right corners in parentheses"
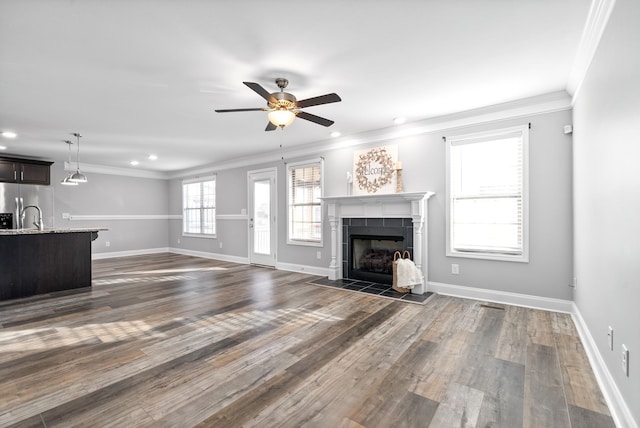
top-left (321, 191), bottom-right (434, 294)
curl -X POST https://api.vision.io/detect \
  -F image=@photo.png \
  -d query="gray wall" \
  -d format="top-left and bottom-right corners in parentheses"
top-left (170, 109), bottom-right (574, 301)
top-left (322, 111), bottom-right (574, 300)
top-left (572, 0), bottom-right (640, 421)
top-left (169, 166), bottom-right (250, 259)
top-left (51, 167), bottom-right (169, 254)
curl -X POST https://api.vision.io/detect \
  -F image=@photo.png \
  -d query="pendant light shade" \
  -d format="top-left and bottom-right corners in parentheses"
top-left (69, 170), bottom-right (88, 183)
top-left (61, 175), bottom-right (79, 186)
top-left (61, 140), bottom-right (79, 186)
top-left (69, 132), bottom-right (88, 183)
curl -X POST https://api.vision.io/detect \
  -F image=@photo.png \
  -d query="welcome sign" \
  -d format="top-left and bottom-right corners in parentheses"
top-left (352, 145), bottom-right (398, 195)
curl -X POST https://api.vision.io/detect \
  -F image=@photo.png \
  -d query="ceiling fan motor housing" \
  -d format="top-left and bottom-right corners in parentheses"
top-left (270, 91), bottom-right (297, 111)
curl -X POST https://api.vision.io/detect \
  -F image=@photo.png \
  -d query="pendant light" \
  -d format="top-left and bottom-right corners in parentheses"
top-left (69, 132), bottom-right (88, 183)
top-left (60, 140), bottom-right (78, 186)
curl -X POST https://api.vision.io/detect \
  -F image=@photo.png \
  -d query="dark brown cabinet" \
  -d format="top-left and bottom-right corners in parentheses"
top-left (0, 159), bottom-right (17, 182)
top-left (0, 232), bottom-right (93, 301)
top-left (0, 157), bottom-right (52, 185)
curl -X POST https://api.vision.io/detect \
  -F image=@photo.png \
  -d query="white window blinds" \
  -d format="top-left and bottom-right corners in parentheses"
top-left (183, 177), bottom-right (216, 236)
top-left (288, 161), bottom-right (322, 243)
top-left (448, 126), bottom-right (528, 260)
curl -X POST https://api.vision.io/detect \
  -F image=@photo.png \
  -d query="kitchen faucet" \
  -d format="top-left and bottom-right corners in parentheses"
top-left (21, 205), bottom-right (44, 231)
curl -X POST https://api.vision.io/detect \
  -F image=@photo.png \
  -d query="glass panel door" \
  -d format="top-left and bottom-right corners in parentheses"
top-left (253, 179), bottom-right (271, 255)
top-left (248, 169), bottom-right (276, 266)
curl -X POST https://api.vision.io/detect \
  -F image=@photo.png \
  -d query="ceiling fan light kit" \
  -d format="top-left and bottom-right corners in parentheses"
top-left (268, 109), bottom-right (296, 127)
top-left (215, 78), bottom-right (341, 131)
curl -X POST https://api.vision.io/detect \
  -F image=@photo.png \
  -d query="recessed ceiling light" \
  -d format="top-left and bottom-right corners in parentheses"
top-left (1, 131), bottom-right (17, 139)
top-left (0, 145), bottom-right (6, 150)
top-left (330, 131), bottom-right (341, 138)
top-left (129, 160), bottom-right (139, 166)
top-left (148, 154), bottom-right (158, 160)
top-left (393, 117), bottom-right (406, 125)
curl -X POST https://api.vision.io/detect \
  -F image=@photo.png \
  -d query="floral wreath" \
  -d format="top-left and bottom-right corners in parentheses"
top-left (355, 147), bottom-right (395, 193)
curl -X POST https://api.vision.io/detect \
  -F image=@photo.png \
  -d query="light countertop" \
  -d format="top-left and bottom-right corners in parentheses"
top-left (0, 227), bottom-right (108, 235)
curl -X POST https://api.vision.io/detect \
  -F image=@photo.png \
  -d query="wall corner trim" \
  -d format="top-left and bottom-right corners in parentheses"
top-left (571, 303), bottom-right (639, 428)
top-left (567, 0), bottom-right (617, 101)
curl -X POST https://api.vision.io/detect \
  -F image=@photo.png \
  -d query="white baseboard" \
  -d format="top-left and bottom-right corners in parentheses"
top-left (92, 247), bottom-right (170, 260)
top-left (572, 304), bottom-right (638, 428)
top-left (428, 281), bottom-right (574, 313)
top-left (168, 247), bottom-right (249, 265)
top-left (276, 262), bottom-right (333, 277)
top-left (93, 248), bottom-right (325, 274)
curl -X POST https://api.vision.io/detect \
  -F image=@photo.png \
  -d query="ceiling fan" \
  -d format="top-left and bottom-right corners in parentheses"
top-left (215, 78), bottom-right (341, 131)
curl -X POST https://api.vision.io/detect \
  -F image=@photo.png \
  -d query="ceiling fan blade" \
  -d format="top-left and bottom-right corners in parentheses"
top-left (296, 93), bottom-right (341, 109)
top-left (265, 121), bottom-right (277, 131)
top-left (244, 82), bottom-right (277, 104)
top-left (297, 111), bottom-right (335, 127)
top-left (214, 108), bottom-right (268, 113)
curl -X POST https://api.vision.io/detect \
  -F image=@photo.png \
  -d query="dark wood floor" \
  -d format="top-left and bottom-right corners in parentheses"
top-left (0, 253), bottom-right (615, 427)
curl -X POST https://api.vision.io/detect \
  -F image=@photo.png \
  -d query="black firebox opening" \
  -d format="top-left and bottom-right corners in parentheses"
top-left (349, 234), bottom-right (404, 284)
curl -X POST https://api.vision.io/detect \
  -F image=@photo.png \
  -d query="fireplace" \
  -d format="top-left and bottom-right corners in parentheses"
top-left (344, 219), bottom-right (413, 284)
top-left (322, 192), bottom-right (434, 294)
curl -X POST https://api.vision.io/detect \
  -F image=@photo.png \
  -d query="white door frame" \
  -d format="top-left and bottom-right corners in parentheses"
top-left (247, 168), bottom-right (277, 266)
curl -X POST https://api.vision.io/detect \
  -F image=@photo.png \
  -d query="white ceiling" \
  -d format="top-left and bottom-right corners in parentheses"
top-left (0, 0), bottom-right (591, 173)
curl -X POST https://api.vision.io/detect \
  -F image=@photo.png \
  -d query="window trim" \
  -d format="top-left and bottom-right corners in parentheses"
top-left (287, 158), bottom-right (324, 247)
top-left (182, 175), bottom-right (217, 239)
top-left (445, 125), bottom-right (529, 262)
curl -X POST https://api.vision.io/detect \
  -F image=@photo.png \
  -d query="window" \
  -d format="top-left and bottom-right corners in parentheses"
top-left (446, 125), bottom-right (529, 262)
top-left (182, 176), bottom-right (216, 237)
top-left (288, 159), bottom-right (323, 245)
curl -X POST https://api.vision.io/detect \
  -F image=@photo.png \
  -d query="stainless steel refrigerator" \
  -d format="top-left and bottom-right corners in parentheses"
top-left (0, 182), bottom-right (54, 229)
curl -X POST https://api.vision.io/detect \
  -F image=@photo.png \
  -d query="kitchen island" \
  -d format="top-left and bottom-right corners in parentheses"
top-left (0, 228), bottom-right (106, 301)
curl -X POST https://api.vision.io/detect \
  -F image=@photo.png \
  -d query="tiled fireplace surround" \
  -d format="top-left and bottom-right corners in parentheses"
top-left (343, 217), bottom-right (415, 284)
top-left (322, 192), bottom-right (434, 294)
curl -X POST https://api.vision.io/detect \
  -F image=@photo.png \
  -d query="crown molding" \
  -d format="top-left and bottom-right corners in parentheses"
top-left (170, 91), bottom-right (571, 179)
top-left (567, 0), bottom-right (617, 100)
top-left (65, 161), bottom-right (170, 180)
top-left (59, 90), bottom-right (570, 181)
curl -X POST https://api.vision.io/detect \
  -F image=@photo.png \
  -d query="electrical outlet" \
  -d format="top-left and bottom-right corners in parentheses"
top-left (608, 326), bottom-right (614, 350)
top-left (573, 277), bottom-right (578, 290)
top-left (316, 251), bottom-right (322, 260)
top-left (62, 212), bottom-right (70, 220)
top-left (451, 264), bottom-right (459, 275)
top-left (219, 242), bottom-right (223, 249)
top-left (105, 241), bottom-right (110, 247)
top-left (622, 344), bottom-right (629, 376)
top-left (177, 238), bottom-right (180, 244)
